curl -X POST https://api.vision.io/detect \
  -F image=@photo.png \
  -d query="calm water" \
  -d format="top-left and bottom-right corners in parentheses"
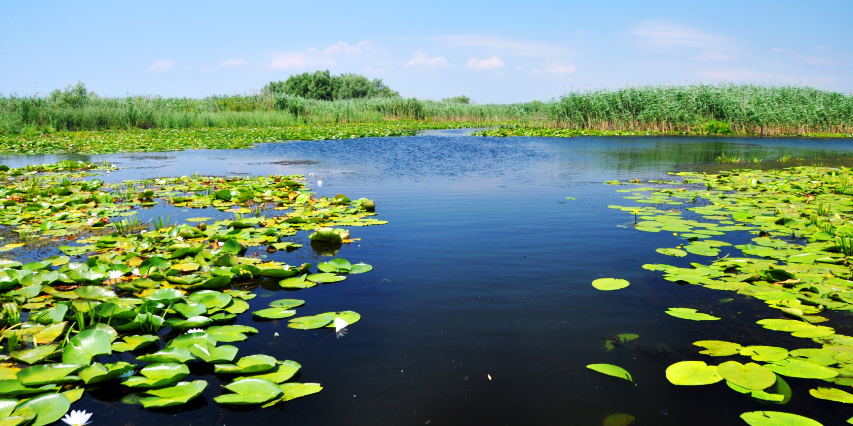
top-left (4, 131), bottom-right (853, 425)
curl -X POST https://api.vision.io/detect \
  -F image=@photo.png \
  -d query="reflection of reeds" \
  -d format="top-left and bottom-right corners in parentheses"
top-left (715, 153), bottom-right (742, 163)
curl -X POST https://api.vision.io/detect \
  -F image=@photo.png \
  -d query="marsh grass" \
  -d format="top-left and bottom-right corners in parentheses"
top-left (1, 83), bottom-right (851, 138)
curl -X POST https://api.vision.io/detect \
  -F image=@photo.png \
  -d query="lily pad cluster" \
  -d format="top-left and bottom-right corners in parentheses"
top-left (0, 162), bottom-right (384, 423)
top-left (609, 166), bottom-right (853, 425)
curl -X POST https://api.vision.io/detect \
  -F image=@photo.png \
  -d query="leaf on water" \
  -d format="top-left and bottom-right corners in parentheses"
top-left (665, 361), bottom-right (723, 386)
top-left (586, 364), bottom-right (634, 385)
top-left (740, 411), bottom-right (822, 426)
top-left (591, 278), bottom-right (630, 291)
top-left (718, 361), bottom-right (777, 391)
top-left (665, 308), bottom-right (720, 321)
top-left (809, 387), bottom-right (853, 404)
top-left (602, 413), bottom-right (635, 426)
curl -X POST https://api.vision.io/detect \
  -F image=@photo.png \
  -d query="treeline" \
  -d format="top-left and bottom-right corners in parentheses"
top-left (263, 70), bottom-right (399, 101)
top-left (1, 82), bottom-right (851, 136)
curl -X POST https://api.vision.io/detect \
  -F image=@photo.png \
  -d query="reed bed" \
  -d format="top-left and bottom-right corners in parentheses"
top-left (1, 84), bottom-right (851, 137)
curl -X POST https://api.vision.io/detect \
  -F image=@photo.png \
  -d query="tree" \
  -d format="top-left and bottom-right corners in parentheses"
top-left (442, 95), bottom-right (470, 104)
top-left (264, 71), bottom-right (399, 100)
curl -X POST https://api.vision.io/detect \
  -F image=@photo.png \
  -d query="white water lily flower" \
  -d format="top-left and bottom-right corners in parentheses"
top-left (187, 328), bottom-right (204, 334)
top-left (131, 268), bottom-right (140, 276)
top-left (317, 180), bottom-right (323, 187)
top-left (334, 317), bottom-right (348, 332)
top-left (217, 241), bottom-right (225, 247)
top-left (111, 164), bottom-right (116, 168)
top-left (61, 410), bottom-right (92, 426)
top-left (175, 236), bottom-right (184, 242)
top-left (86, 219), bottom-right (94, 225)
top-left (108, 270), bottom-right (123, 280)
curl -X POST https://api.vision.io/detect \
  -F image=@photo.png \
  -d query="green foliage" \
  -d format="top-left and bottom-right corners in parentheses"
top-left (264, 71), bottom-right (399, 101)
top-left (442, 95), bottom-right (470, 104)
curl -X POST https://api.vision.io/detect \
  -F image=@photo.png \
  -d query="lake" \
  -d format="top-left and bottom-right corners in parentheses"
top-left (4, 130), bottom-right (853, 425)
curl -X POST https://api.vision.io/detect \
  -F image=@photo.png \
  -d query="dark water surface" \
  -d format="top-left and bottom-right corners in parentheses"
top-left (4, 131), bottom-right (853, 425)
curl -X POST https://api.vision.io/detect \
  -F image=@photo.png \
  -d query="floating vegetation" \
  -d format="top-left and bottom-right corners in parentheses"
top-left (591, 278), bottom-right (630, 291)
top-left (604, 164), bottom-right (853, 425)
top-left (0, 161), bottom-right (385, 422)
top-left (586, 364), bottom-right (634, 385)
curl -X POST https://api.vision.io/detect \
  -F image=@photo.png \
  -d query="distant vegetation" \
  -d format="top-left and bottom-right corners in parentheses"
top-left (263, 71), bottom-right (399, 101)
top-left (0, 82), bottom-right (851, 137)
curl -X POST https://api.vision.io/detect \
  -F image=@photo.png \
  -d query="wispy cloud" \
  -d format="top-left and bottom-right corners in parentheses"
top-left (630, 21), bottom-right (742, 62)
top-left (405, 50), bottom-right (451, 68)
top-left (147, 60), bottom-right (175, 72)
top-left (545, 64), bottom-right (576, 76)
top-left (269, 39), bottom-right (382, 70)
top-left (466, 56), bottom-right (504, 70)
top-left (771, 48), bottom-right (841, 67)
top-left (435, 34), bottom-right (573, 57)
top-left (218, 58), bottom-right (246, 68)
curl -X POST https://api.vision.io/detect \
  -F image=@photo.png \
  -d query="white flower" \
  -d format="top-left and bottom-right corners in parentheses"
top-left (274, 332), bottom-right (279, 337)
top-left (140, 230), bottom-right (147, 234)
top-left (108, 270), bottom-right (123, 280)
top-left (91, 212), bottom-right (98, 216)
top-left (309, 173), bottom-right (314, 177)
top-left (187, 328), bottom-right (204, 334)
top-left (131, 268), bottom-right (140, 276)
top-left (317, 180), bottom-right (323, 187)
top-left (86, 219), bottom-right (94, 225)
top-left (61, 410), bottom-right (92, 426)
top-left (175, 236), bottom-right (184, 242)
top-left (111, 164), bottom-right (116, 168)
top-left (119, 369), bottom-right (135, 379)
top-left (334, 317), bottom-right (348, 332)
top-left (217, 241), bottom-right (225, 247)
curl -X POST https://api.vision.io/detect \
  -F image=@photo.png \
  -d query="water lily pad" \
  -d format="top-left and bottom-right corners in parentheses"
top-left (172, 303), bottom-right (207, 318)
top-left (252, 308), bottom-right (296, 319)
top-left (592, 278), bottom-right (630, 291)
top-left (268, 299), bottom-right (305, 309)
top-left (694, 340), bottom-right (743, 356)
top-left (809, 387), bottom-right (853, 403)
top-left (740, 411), bottom-right (822, 426)
top-left (13, 393), bottom-right (70, 426)
top-left (188, 343), bottom-right (238, 364)
top-left (279, 382), bottom-right (322, 401)
top-left (214, 354), bottom-right (277, 374)
top-left (9, 345), bottom-right (58, 365)
top-left (139, 380), bottom-right (208, 408)
top-left (164, 316), bottom-right (213, 329)
top-left (718, 361), bottom-right (776, 390)
top-left (214, 378), bottom-right (282, 405)
top-left (306, 273), bottom-right (346, 283)
top-left (765, 359), bottom-right (839, 379)
top-left (123, 363), bottom-right (190, 388)
top-left (587, 364), bottom-right (634, 384)
top-left (665, 308), bottom-right (720, 321)
top-left (288, 314), bottom-right (334, 330)
top-left (602, 413), bottom-right (636, 426)
top-left (665, 361), bottom-right (723, 385)
top-left (16, 364), bottom-right (83, 386)
top-left (137, 347), bottom-right (196, 364)
top-left (62, 329), bottom-right (111, 364)
top-left (78, 362), bottom-right (134, 384)
top-left (234, 361), bottom-right (301, 384)
top-left (656, 248), bottom-right (687, 257)
top-left (206, 325), bottom-right (258, 342)
top-left (740, 346), bottom-right (789, 362)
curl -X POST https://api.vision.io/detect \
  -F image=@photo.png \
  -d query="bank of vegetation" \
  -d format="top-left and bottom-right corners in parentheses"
top-left (0, 81), bottom-right (851, 145)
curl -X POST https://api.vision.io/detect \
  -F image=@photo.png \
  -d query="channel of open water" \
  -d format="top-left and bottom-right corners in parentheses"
top-left (4, 130), bottom-right (853, 425)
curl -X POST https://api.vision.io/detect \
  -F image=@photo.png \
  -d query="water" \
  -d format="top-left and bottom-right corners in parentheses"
top-left (4, 131), bottom-right (853, 425)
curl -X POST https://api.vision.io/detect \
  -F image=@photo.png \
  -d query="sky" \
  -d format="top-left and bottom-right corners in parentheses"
top-left (1, 0), bottom-right (851, 103)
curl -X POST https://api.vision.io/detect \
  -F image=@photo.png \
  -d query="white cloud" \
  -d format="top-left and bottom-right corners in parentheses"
top-left (545, 64), bottom-right (576, 76)
top-left (147, 60), bottom-right (174, 72)
top-left (405, 50), bottom-right (451, 68)
top-left (531, 68), bottom-right (541, 75)
top-left (319, 40), bottom-right (376, 55)
top-left (218, 58), bottom-right (246, 68)
top-left (269, 53), bottom-right (309, 69)
top-left (814, 45), bottom-right (831, 51)
top-left (465, 56), bottom-right (504, 70)
top-left (630, 21), bottom-right (742, 62)
top-left (435, 34), bottom-right (573, 57)
top-left (771, 48), bottom-right (840, 67)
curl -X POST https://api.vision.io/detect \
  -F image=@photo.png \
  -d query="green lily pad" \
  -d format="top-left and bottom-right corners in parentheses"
top-left (172, 303), bottom-right (208, 318)
top-left (279, 382), bottom-right (322, 402)
top-left (587, 364), bottom-right (634, 384)
top-left (252, 308), bottom-right (296, 319)
top-left (656, 248), bottom-right (687, 257)
top-left (694, 340), bottom-right (743, 356)
top-left (214, 378), bottom-right (283, 405)
top-left (288, 314), bottom-right (334, 330)
top-left (13, 393), bottom-right (70, 426)
top-left (214, 354), bottom-right (277, 374)
top-left (206, 325), bottom-right (258, 342)
top-left (9, 345), bottom-right (58, 365)
top-left (16, 364), bottom-right (83, 386)
top-left (188, 343), bottom-right (239, 364)
top-left (665, 308), bottom-right (720, 321)
top-left (740, 411), bottom-right (822, 426)
top-left (139, 380), bottom-right (208, 408)
top-left (765, 359), bottom-right (838, 379)
top-left (740, 346), bottom-right (789, 362)
top-left (306, 273), bottom-right (346, 283)
top-left (809, 387), bottom-right (853, 403)
top-left (123, 363), bottom-right (190, 388)
top-left (718, 361), bottom-right (778, 390)
top-left (591, 278), bottom-right (630, 291)
top-left (62, 329), bottom-right (111, 364)
top-left (137, 347), bottom-right (196, 364)
top-left (78, 362), bottom-right (135, 384)
top-left (665, 361), bottom-right (723, 385)
top-left (234, 361), bottom-right (301, 384)
top-left (268, 299), bottom-right (305, 309)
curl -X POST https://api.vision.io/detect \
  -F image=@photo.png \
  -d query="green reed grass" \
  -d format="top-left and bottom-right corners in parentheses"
top-left (1, 83), bottom-right (851, 136)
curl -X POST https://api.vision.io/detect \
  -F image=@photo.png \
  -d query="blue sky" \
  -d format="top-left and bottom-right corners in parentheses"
top-left (1, 0), bottom-right (850, 103)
